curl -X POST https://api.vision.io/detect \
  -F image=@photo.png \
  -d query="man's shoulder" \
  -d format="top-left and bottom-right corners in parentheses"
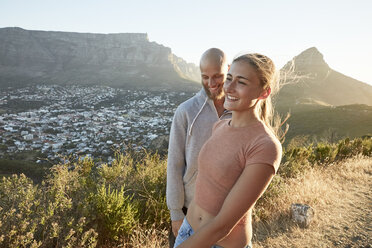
top-left (176, 90), bottom-right (205, 112)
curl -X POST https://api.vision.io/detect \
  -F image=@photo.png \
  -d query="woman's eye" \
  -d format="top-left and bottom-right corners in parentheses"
top-left (238, 81), bottom-right (246, 85)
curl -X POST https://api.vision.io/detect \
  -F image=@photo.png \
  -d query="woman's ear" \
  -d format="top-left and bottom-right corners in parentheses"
top-left (258, 87), bottom-right (271, 99)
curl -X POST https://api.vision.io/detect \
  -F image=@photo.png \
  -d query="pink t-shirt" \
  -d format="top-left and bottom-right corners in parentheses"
top-left (194, 119), bottom-right (282, 224)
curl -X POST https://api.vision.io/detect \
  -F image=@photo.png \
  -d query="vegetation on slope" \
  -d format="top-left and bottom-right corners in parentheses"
top-left (0, 137), bottom-right (371, 247)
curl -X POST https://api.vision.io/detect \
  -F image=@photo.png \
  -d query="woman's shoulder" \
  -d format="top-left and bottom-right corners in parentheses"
top-left (253, 125), bottom-right (282, 153)
top-left (244, 126), bottom-right (282, 173)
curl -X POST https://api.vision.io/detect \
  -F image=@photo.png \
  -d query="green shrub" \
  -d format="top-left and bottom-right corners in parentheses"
top-left (89, 184), bottom-right (138, 241)
top-left (361, 137), bottom-right (372, 156)
top-left (98, 151), bottom-right (169, 230)
top-left (336, 137), bottom-right (367, 159)
top-left (127, 152), bottom-right (169, 229)
top-left (314, 142), bottom-right (337, 163)
top-left (0, 174), bottom-right (98, 248)
top-left (279, 145), bottom-right (314, 178)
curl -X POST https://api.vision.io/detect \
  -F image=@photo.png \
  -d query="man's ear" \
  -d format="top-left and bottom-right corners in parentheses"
top-left (259, 87), bottom-right (271, 99)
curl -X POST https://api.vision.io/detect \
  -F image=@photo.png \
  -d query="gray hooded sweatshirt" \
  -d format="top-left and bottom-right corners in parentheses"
top-left (166, 88), bottom-right (231, 221)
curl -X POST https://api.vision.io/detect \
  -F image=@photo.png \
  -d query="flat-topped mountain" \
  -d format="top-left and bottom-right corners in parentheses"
top-left (0, 27), bottom-right (200, 90)
top-left (278, 47), bottom-right (372, 108)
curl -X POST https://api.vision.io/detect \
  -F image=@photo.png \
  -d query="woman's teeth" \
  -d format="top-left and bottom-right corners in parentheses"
top-left (227, 95), bottom-right (238, 101)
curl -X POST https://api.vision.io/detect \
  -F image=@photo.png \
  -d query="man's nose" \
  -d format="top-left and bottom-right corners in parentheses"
top-left (208, 78), bottom-right (216, 87)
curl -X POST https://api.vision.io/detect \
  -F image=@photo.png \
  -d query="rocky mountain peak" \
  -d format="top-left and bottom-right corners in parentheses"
top-left (283, 47), bottom-right (329, 73)
top-left (278, 47), bottom-right (372, 107)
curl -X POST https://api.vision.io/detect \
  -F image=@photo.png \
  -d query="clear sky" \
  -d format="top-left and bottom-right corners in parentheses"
top-left (1, 0), bottom-right (371, 85)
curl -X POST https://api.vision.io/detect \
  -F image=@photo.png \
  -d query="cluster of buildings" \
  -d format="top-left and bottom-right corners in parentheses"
top-left (0, 85), bottom-right (193, 162)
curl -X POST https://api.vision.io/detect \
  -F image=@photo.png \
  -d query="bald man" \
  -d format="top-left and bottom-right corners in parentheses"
top-left (166, 48), bottom-right (231, 247)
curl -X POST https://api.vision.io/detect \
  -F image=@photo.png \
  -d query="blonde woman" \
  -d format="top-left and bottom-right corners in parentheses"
top-left (174, 53), bottom-right (282, 248)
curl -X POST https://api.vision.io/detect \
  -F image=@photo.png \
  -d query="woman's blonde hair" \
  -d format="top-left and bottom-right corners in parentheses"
top-left (232, 53), bottom-right (288, 141)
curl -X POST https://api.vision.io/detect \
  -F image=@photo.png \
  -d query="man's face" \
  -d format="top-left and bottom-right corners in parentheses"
top-left (200, 62), bottom-right (227, 100)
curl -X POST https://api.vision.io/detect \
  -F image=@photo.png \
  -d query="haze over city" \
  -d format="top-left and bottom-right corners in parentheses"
top-left (1, 0), bottom-right (371, 85)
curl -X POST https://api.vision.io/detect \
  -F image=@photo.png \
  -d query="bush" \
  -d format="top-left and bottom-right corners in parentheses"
top-left (314, 142), bottom-right (337, 163)
top-left (336, 137), bottom-right (372, 159)
top-left (278, 137), bottom-right (372, 178)
top-left (0, 174), bottom-right (98, 248)
top-left (0, 150), bottom-right (169, 247)
top-left (279, 145), bottom-right (314, 178)
top-left (89, 185), bottom-right (138, 241)
top-left (0, 136), bottom-right (371, 247)
top-left (98, 150), bottom-right (169, 230)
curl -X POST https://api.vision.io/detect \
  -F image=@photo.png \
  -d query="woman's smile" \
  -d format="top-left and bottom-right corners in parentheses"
top-left (226, 94), bottom-right (239, 101)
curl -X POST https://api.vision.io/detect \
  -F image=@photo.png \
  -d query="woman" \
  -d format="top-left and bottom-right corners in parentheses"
top-left (174, 53), bottom-right (282, 248)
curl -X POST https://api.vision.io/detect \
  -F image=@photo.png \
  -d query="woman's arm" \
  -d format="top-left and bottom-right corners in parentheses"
top-left (178, 163), bottom-right (275, 248)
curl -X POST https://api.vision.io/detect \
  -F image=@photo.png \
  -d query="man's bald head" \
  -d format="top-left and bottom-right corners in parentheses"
top-left (200, 48), bottom-right (228, 69)
top-left (199, 48), bottom-right (228, 100)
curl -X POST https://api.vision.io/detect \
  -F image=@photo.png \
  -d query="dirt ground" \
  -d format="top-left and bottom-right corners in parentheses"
top-left (252, 156), bottom-right (372, 248)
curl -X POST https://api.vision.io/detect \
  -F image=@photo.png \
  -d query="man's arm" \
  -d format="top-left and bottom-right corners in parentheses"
top-left (166, 106), bottom-right (188, 227)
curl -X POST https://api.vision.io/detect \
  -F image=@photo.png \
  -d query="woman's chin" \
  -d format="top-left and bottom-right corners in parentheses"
top-left (223, 101), bottom-right (238, 111)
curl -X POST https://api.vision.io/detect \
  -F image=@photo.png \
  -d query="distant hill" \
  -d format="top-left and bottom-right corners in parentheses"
top-left (277, 47), bottom-right (372, 109)
top-left (0, 27), bottom-right (200, 91)
top-left (275, 47), bottom-right (372, 143)
top-left (282, 104), bottom-right (372, 144)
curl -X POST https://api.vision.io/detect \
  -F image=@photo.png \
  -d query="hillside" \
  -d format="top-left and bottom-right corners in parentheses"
top-left (275, 47), bottom-right (372, 143)
top-left (1, 137), bottom-right (370, 247)
top-left (278, 47), bottom-right (372, 108)
top-left (0, 27), bottom-right (200, 91)
top-left (280, 104), bottom-right (372, 144)
top-left (254, 156), bottom-right (372, 248)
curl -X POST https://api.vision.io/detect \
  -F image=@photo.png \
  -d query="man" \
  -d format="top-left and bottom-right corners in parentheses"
top-left (166, 48), bottom-right (231, 247)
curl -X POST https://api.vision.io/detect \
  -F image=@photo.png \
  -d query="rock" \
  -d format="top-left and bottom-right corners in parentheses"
top-left (282, 46), bottom-right (329, 74)
top-left (290, 203), bottom-right (315, 228)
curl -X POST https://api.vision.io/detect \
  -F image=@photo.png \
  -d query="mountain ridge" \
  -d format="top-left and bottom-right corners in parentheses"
top-left (0, 27), bottom-right (200, 91)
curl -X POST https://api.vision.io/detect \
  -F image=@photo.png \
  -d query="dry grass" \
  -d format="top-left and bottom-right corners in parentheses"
top-left (116, 225), bottom-right (168, 248)
top-left (253, 156), bottom-right (372, 248)
top-left (120, 156), bottom-right (371, 247)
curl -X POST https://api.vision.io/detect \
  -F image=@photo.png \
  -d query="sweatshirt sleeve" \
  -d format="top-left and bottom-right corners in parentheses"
top-left (166, 105), bottom-right (188, 221)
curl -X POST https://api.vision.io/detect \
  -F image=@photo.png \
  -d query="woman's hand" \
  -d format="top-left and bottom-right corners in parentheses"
top-left (172, 219), bottom-right (183, 237)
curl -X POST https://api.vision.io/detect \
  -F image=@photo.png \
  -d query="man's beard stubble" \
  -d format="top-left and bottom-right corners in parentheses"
top-left (202, 83), bottom-right (225, 101)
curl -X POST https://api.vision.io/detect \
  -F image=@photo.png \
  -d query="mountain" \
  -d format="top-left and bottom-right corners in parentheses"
top-left (0, 27), bottom-right (200, 90)
top-left (276, 47), bottom-right (372, 144)
top-left (277, 47), bottom-right (372, 109)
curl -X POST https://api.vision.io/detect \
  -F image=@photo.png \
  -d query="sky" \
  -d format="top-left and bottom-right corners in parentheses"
top-left (1, 0), bottom-right (372, 85)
